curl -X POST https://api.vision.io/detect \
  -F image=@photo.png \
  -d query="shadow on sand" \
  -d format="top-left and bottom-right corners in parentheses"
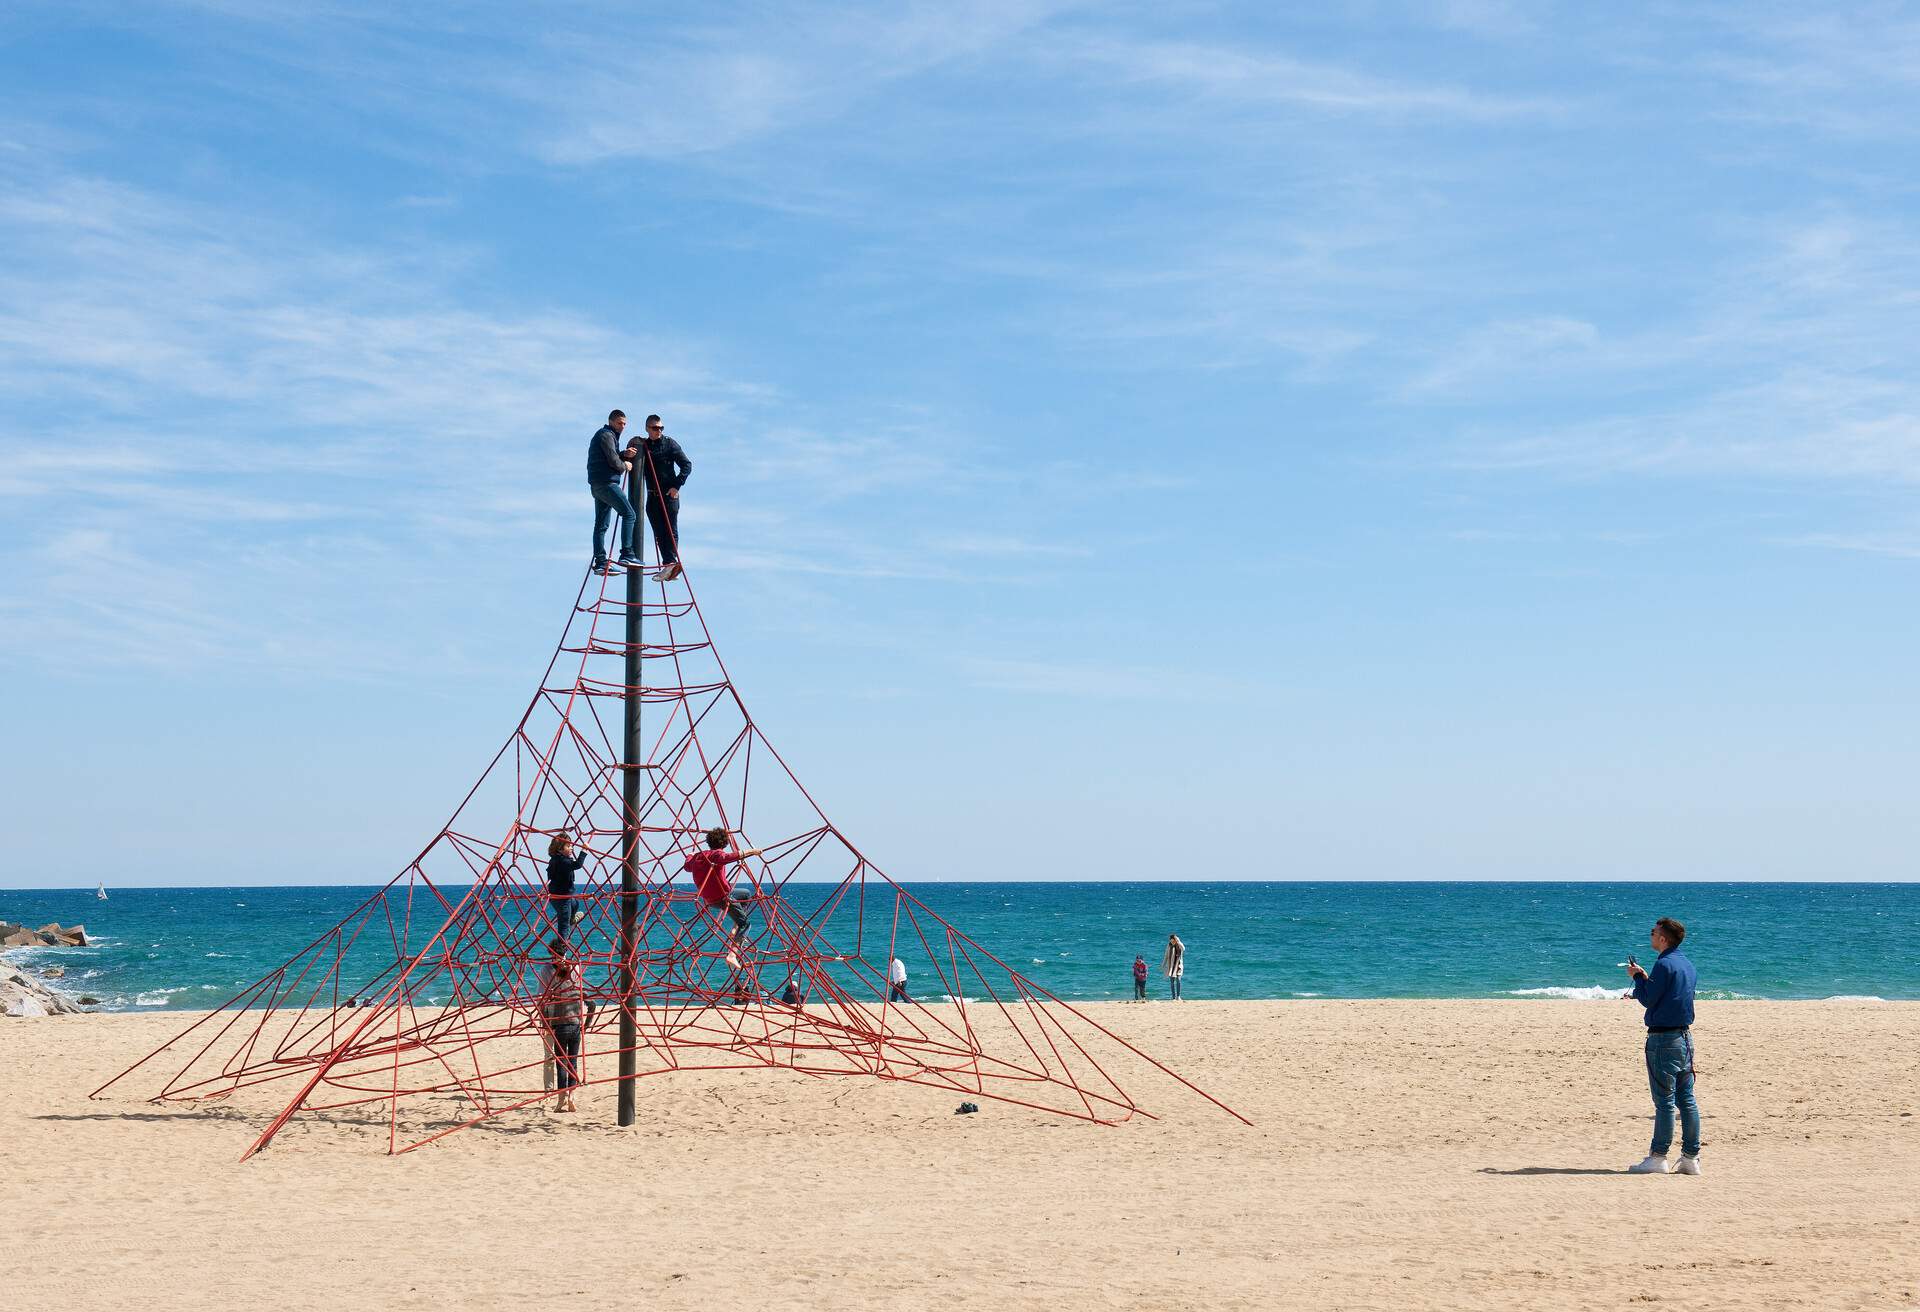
top-left (1477, 1166), bottom-right (1626, 1177)
top-left (36, 1109), bottom-right (252, 1124)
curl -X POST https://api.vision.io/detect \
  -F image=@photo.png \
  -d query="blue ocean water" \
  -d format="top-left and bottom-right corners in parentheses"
top-left (3, 882), bottom-right (1915, 1011)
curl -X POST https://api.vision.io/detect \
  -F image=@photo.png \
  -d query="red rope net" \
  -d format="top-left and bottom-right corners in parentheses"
top-left (95, 540), bottom-right (1246, 1155)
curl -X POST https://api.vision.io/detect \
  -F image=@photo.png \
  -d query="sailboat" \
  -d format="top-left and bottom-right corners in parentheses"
top-left (96, 880), bottom-right (107, 902)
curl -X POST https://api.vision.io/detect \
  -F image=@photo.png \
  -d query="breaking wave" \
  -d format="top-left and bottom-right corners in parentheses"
top-left (1506, 985), bottom-right (1629, 1001)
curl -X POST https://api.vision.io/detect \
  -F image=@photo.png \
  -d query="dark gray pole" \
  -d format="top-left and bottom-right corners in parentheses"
top-left (617, 486), bottom-right (643, 1127)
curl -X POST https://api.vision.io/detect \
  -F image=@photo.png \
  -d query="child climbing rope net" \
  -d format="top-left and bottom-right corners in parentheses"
top-left (682, 826), bottom-right (763, 967)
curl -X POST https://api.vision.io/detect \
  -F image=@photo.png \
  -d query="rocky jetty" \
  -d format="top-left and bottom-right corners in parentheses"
top-left (1, 921), bottom-right (89, 948)
top-left (2, 962), bottom-right (84, 1016)
top-left (1, 920), bottom-right (92, 1016)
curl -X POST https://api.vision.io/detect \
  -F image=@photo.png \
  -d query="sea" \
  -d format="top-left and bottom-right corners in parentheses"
top-left (3, 882), bottom-right (1915, 1012)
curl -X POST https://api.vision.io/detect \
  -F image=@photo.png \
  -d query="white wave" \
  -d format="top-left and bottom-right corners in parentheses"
top-left (1290, 991), bottom-right (1324, 997)
top-left (1822, 994), bottom-right (1887, 1002)
top-left (204, 952), bottom-right (230, 958)
top-left (938, 994), bottom-right (981, 1005)
top-left (1506, 985), bottom-right (1629, 1001)
top-left (134, 988), bottom-right (190, 1006)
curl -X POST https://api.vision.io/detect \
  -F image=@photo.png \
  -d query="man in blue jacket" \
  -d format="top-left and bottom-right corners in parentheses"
top-left (587, 409), bottom-right (642, 573)
top-left (1625, 917), bottom-right (1703, 1175)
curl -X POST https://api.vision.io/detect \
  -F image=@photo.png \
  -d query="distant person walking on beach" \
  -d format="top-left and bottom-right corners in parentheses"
top-left (888, 955), bottom-right (910, 1002)
top-left (541, 940), bottom-right (587, 1113)
top-left (1162, 934), bottom-right (1185, 1000)
top-left (1132, 954), bottom-right (1149, 1001)
top-left (628, 414), bottom-right (692, 581)
top-left (1625, 917), bottom-right (1702, 1175)
top-left (682, 827), bottom-right (763, 962)
top-left (546, 832), bottom-right (587, 943)
top-left (588, 409), bottom-right (642, 573)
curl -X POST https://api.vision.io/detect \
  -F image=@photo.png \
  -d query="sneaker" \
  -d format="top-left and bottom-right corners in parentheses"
top-left (1627, 1155), bottom-right (1673, 1174)
top-left (1673, 1154), bottom-right (1702, 1176)
top-left (591, 558), bottom-right (610, 575)
top-left (658, 561), bottom-right (683, 581)
top-left (617, 555), bottom-right (645, 570)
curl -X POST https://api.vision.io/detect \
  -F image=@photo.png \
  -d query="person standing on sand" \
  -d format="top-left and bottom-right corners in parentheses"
top-left (626, 413), bottom-right (692, 581)
top-left (588, 409), bottom-right (643, 573)
top-left (888, 955), bottom-right (910, 1002)
top-left (540, 940), bottom-right (587, 1113)
top-left (533, 939), bottom-right (560, 1092)
top-left (1132, 954), bottom-right (1149, 1001)
top-left (546, 832), bottom-right (587, 943)
top-left (1162, 934), bottom-right (1185, 1000)
top-left (1625, 917), bottom-right (1702, 1175)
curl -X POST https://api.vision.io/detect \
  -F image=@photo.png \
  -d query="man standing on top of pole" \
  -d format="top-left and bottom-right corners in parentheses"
top-left (625, 413), bottom-right (692, 581)
top-left (588, 409), bottom-right (643, 573)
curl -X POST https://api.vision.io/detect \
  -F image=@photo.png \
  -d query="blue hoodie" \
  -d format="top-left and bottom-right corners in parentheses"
top-left (1631, 947), bottom-right (1696, 1029)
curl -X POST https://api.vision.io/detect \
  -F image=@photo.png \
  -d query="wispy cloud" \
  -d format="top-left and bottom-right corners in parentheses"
top-left (1423, 214), bottom-right (1920, 496)
top-left (1075, 37), bottom-right (1562, 121)
top-left (535, 2), bottom-right (1073, 163)
top-left (1404, 317), bottom-right (1600, 397)
top-left (1681, 6), bottom-right (1920, 136)
top-left (1784, 528), bottom-right (1920, 559)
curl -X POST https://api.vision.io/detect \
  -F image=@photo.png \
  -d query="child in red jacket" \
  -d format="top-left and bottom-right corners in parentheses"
top-left (682, 827), bottom-right (763, 961)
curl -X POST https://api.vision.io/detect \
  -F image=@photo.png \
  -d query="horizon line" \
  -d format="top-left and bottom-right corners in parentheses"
top-left (5, 876), bottom-right (1917, 894)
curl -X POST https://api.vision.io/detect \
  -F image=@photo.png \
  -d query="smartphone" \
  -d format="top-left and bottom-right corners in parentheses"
top-left (1627, 953), bottom-right (1640, 969)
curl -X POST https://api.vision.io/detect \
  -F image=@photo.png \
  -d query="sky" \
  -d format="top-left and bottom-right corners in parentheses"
top-left (2, 1), bottom-right (1917, 887)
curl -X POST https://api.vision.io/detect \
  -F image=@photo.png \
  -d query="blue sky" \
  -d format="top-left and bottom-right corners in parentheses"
top-left (2, 2), bottom-right (1917, 887)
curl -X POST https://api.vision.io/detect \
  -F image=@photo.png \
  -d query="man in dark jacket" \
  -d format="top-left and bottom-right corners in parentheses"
top-left (1625, 916), bottom-right (1703, 1175)
top-left (588, 409), bottom-right (642, 572)
top-left (627, 414), bottom-right (692, 580)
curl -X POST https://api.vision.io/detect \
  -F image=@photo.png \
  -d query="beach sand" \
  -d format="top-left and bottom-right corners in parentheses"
top-left (4, 999), bottom-right (1915, 1310)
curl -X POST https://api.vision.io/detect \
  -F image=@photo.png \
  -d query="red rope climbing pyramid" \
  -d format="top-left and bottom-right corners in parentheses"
top-left (97, 535), bottom-right (1246, 1156)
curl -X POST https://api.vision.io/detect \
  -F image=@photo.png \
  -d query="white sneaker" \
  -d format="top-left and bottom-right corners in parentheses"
top-left (1673, 1154), bottom-right (1702, 1176)
top-left (1627, 1155), bottom-right (1673, 1174)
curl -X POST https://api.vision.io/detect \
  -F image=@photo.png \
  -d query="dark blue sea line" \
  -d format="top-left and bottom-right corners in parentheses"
top-left (2, 882), bottom-right (1915, 1010)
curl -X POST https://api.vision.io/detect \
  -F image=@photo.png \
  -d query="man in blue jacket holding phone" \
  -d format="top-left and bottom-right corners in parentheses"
top-left (1625, 917), bottom-right (1703, 1175)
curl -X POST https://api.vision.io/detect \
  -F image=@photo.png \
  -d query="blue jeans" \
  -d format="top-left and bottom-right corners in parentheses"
top-left (551, 1022), bottom-right (582, 1091)
top-left (1645, 1030), bottom-right (1702, 1157)
top-left (590, 481), bottom-right (637, 560)
top-left (551, 896), bottom-right (575, 943)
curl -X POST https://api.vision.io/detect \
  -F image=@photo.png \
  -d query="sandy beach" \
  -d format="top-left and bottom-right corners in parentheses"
top-left (4, 999), bottom-right (1915, 1310)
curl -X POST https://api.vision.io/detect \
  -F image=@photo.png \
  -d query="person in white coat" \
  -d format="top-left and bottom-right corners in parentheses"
top-left (1162, 933), bottom-right (1186, 1001)
top-left (888, 955), bottom-right (910, 1002)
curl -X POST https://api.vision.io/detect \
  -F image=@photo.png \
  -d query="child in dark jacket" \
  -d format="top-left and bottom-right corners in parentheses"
top-left (547, 833), bottom-right (587, 943)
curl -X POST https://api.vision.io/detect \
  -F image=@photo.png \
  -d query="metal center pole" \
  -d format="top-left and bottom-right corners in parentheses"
top-left (617, 476), bottom-right (643, 1127)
